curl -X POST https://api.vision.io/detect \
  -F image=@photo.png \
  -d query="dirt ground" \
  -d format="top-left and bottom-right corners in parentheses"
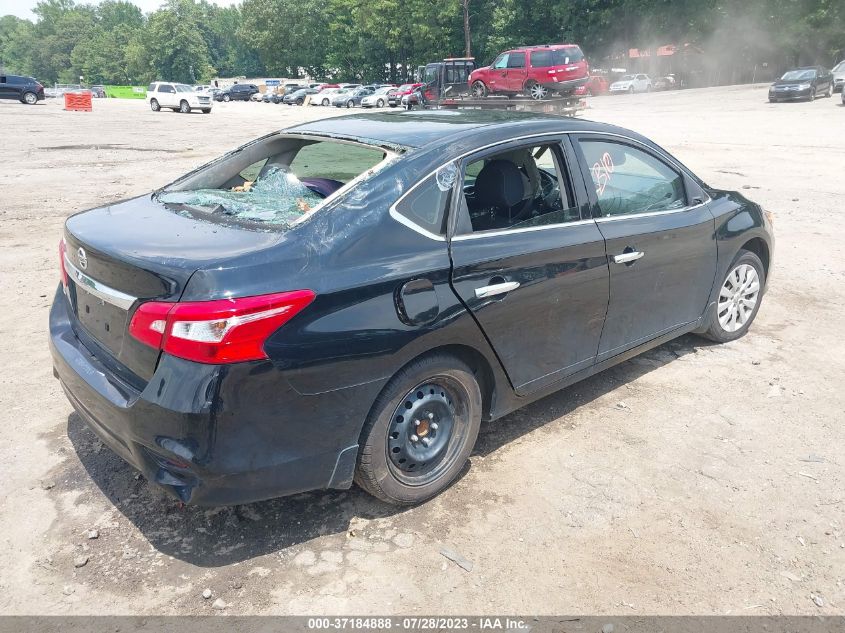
top-left (0, 86), bottom-right (843, 616)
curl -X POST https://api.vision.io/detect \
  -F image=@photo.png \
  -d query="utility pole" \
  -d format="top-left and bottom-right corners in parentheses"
top-left (462, 0), bottom-right (471, 57)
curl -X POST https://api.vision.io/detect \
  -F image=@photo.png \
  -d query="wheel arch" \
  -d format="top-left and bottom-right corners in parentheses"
top-left (740, 237), bottom-right (770, 278)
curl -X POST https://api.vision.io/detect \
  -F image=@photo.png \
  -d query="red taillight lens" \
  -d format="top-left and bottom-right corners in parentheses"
top-left (128, 290), bottom-right (315, 364)
top-left (59, 238), bottom-right (68, 288)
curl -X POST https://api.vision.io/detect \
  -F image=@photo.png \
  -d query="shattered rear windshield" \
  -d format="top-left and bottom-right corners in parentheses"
top-left (157, 137), bottom-right (394, 229)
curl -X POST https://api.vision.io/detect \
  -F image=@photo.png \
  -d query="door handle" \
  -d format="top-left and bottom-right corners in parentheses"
top-left (613, 251), bottom-right (645, 264)
top-left (475, 281), bottom-right (520, 299)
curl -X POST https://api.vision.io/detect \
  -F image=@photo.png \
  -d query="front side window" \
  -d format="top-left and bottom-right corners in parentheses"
top-left (578, 139), bottom-right (686, 218)
top-left (460, 143), bottom-right (579, 233)
top-left (175, 84), bottom-right (194, 93)
top-left (493, 54), bottom-right (510, 69)
top-left (507, 52), bottom-right (526, 69)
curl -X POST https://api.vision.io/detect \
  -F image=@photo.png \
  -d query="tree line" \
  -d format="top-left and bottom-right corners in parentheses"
top-left (1, 0), bottom-right (842, 86)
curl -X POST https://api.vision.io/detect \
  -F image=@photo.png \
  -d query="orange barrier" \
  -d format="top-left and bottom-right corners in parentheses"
top-left (64, 91), bottom-right (92, 112)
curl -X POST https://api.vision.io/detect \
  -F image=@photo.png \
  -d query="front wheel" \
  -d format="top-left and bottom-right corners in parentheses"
top-left (201, 108), bottom-right (211, 114)
top-left (377, 98), bottom-right (384, 108)
top-left (22, 91), bottom-right (38, 105)
top-left (179, 100), bottom-right (190, 113)
top-left (808, 89), bottom-right (815, 101)
top-left (826, 85), bottom-right (832, 98)
top-left (346, 100), bottom-right (354, 108)
top-left (223, 94), bottom-right (231, 102)
top-left (321, 98), bottom-right (329, 106)
top-left (355, 354), bottom-right (482, 505)
top-left (699, 249), bottom-right (765, 343)
top-left (150, 99), bottom-right (160, 112)
top-left (471, 80), bottom-right (488, 98)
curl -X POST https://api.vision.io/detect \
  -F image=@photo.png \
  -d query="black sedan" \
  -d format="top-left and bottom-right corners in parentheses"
top-left (50, 111), bottom-right (773, 506)
top-left (768, 66), bottom-right (834, 102)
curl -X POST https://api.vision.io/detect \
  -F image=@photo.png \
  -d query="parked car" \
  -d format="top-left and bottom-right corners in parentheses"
top-left (387, 83), bottom-right (422, 107)
top-left (90, 85), bottom-right (106, 98)
top-left (50, 110), bottom-right (773, 506)
top-left (194, 85), bottom-right (212, 93)
top-left (146, 81), bottom-right (212, 113)
top-left (283, 87), bottom-right (319, 105)
top-left (832, 60), bottom-right (845, 93)
top-left (768, 66), bottom-right (834, 102)
top-left (332, 87), bottom-right (374, 107)
top-left (652, 75), bottom-right (677, 91)
top-left (214, 84), bottom-right (259, 102)
top-left (0, 74), bottom-right (45, 104)
top-left (282, 83), bottom-right (306, 95)
top-left (360, 86), bottom-right (393, 108)
top-left (609, 74), bottom-right (652, 94)
top-left (262, 91), bottom-right (277, 103)
top-left (312, 87), bottom-right (342, 106)
top-left (575, 75), bottom-right (609, 96)
top-left (469, 44), bottom-right (589, 99)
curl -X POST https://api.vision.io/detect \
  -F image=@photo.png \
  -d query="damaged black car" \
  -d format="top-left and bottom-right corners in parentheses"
top-left (50, 110), bottom-right (773, 506)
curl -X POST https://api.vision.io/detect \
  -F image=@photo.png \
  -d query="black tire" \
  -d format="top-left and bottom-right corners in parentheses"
top-left (826, 84), bottom-right (832, 98)
top-left (201, 109), bottom-right (211, 114)
top-left (699, 249), bottom-right (766, 343)
top-left (808, 89), bottom-right (815, 102)
top-left (223, 94), bottom-right (231, 102)
top-left (322, 98), bottom-right (330, 106)
top-left (150, 99), bottom-right (160, 112)
top-left (471, 80), bottom-right (488, 98)
top-left (296, 98), bottom-right (304, 105)
top-left (355, 354), bottom-right (482, 505)
top-left (346, 100), bottom-right (354, 108)
top-left (377, 98), bottom-right (384, 108)
top-left (179, 100), bottom-right (190, 113)
top-left (22, 91), bottom-right (38, 105)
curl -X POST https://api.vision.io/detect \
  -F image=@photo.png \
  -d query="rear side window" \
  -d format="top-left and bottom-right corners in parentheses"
top-left (160, 84), bottom-right (175, 93)
top-left (530, 48), bottom-right (583, 67)
top-left (577, 139), bottom-right (686, 217)
top-left (394, 172), bottom-right (452, 235)
top-left (147, 83), bottom-right (156, 92)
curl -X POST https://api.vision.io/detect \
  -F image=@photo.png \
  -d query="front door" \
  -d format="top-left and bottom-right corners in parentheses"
top-left (449, 138), bottom-right (609, 395)
top-left (504, 51), bottom-right (527, 93)
top-left (572, 135), bottom-right (718, 361)
top-left (489, 53), bottom-right (510, 93)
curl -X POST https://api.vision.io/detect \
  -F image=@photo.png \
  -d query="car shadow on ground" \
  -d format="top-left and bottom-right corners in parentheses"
top-left (64, 334), bottom-right (707, 568)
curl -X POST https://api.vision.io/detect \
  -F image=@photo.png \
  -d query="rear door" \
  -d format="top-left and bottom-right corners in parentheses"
top-left (571, 134), bottom-right (717, 362)
top-left (449, 137), bottom-right (609, 395)
top-left (0, 76), bottom-right (11, 99)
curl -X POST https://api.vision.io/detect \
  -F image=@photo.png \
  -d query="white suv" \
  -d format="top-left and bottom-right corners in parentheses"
top-left (146, 81), bottom-right (213, 114)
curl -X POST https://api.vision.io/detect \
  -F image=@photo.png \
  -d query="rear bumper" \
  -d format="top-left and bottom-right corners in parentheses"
top-left (540, 76), bottom-right (588, 92)
top-left (49, 287), bottom-right (381, 506)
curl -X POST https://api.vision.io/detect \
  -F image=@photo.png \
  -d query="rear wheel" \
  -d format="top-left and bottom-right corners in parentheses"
top-left (223, 94), bottom-right (231, 102)
top-left (471, 81), bottom-right (488, 98)
top-left (808, 88), bottom-right (815, 101)
top-left (377, 98), bottom-right (385, 107)
top-left (321, 98), bottom-right (329, 106)
top-left (149, 99), bottom-right (160, 111)
top-left (699, 249), bottom-right (765, 343)
top-left (179, 100), bottom-right (190, 113)
top-left (355, 354), bottom-right (482, 505)
top-left (22, 91), bottom-right (38, 105)
top-left (526, 80), bottom-right (548, 100)
top-left (201, 108), bottom-right (211, 114)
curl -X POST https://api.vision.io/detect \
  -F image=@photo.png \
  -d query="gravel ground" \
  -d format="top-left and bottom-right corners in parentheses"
top-left (0, 86), bottom-right (843, 615)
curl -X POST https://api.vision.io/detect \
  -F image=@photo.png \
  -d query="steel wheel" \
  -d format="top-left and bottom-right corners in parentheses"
top-left (23, 91), bottom-right (38, 105)
top-left (717, 263), bottom-right (761, 332)
top-left (355, 354), bottom-right (482, 504)
top-left (528, 82), bottom-right (548, 100)
top-left (386, 379), bottom-right (469, 485)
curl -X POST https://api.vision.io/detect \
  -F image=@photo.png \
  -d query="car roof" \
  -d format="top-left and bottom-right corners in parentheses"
top-left (286, 110), bottom-right (629, 150)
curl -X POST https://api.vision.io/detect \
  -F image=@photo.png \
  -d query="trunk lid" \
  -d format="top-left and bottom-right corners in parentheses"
top-left (63, 195), bottom-right (283, 382)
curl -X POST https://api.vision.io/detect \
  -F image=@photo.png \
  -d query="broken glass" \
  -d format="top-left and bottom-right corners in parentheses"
top-left (158, 166), bottom-right (322, 225)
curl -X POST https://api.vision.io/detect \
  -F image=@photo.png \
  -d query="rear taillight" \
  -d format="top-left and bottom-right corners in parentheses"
top-left (128, 290), bottom-right (315, 364)
top-left (59, 238), bottom-right (68, 288)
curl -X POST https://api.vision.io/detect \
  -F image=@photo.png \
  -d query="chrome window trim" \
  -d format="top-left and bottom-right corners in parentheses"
top-left (451, 218), bottom-right (596, 241)
top-left (388, 129), bottom-right (710, 241)
top-left (64, 256), bottom-right (137, 310)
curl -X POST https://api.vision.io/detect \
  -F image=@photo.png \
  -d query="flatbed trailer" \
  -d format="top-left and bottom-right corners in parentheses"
top-left (433, 94), bottom-right (585, 116)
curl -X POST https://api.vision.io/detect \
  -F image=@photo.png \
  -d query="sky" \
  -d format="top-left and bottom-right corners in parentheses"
top-left (0, 0), bottom-right (238, 20)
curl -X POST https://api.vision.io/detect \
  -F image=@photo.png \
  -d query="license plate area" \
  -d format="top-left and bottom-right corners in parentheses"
top-left (71, 280), bottom-right (129, 354)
